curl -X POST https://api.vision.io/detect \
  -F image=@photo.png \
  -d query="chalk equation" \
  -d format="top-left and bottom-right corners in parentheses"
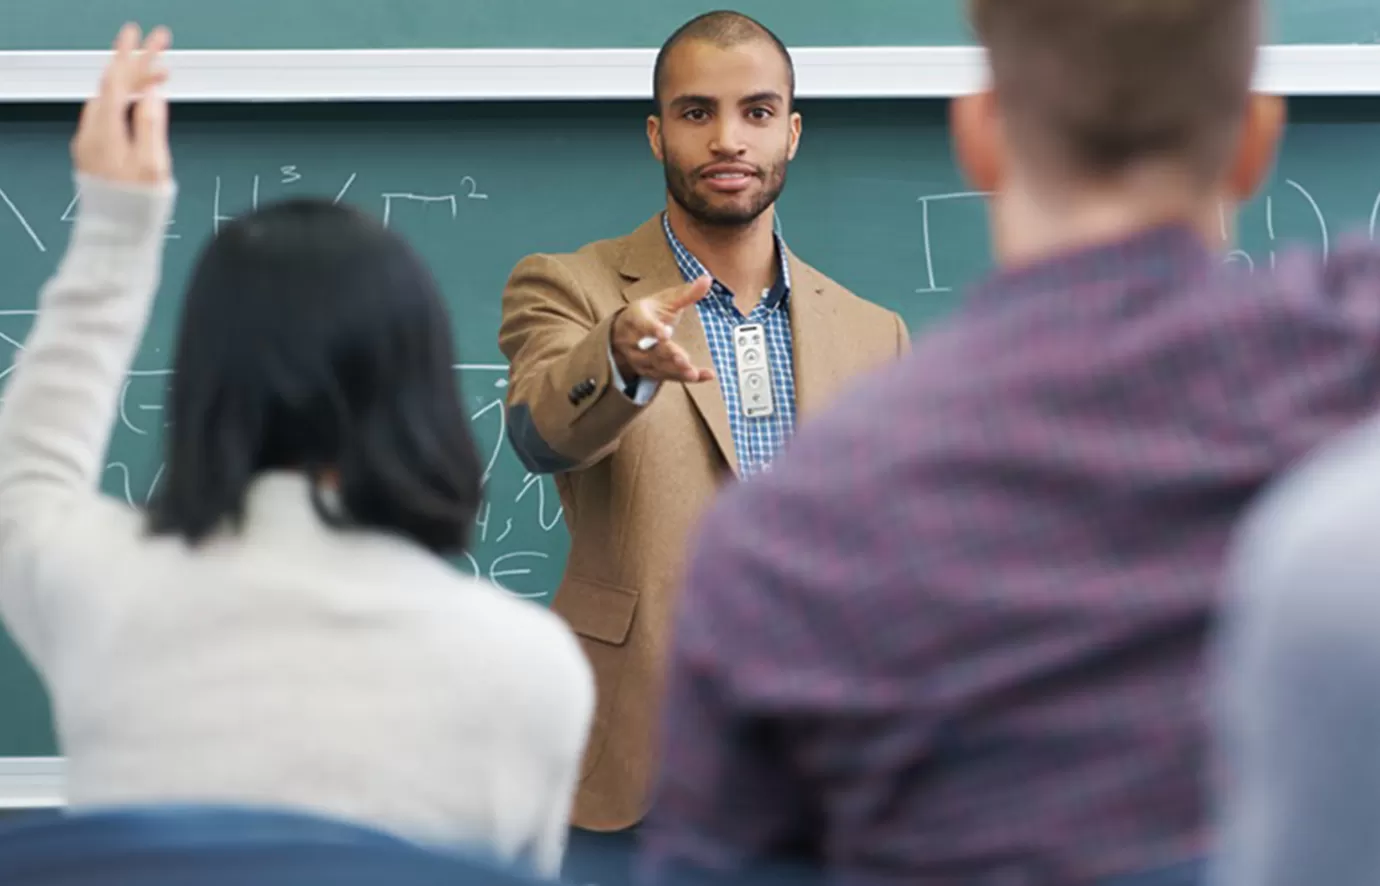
top-left (0, 166), bottom-right (496, 253)
top-left (914, 177), bottom-right (1357, 294)
top-left (0, 308), bottom-right (567, 602)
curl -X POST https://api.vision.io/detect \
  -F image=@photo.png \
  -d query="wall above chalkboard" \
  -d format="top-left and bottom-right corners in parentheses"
top-left (4, 0), bottom-right (1380, 51)
top-left (3, 1), bottom-right (1380, 102)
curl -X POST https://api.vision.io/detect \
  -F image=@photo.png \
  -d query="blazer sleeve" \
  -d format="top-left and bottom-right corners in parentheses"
top-left (498, 253), bottom-right (655, 474)
top-left (894, 312), bottom-right (911, 356)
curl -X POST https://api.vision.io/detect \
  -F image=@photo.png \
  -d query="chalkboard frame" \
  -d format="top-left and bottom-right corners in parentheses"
top-left (0, 45), bottom-right (1379, 102)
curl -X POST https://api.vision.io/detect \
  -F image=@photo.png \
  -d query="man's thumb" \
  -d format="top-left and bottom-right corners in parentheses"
top-left (663, 274), bottom-right (712, 312)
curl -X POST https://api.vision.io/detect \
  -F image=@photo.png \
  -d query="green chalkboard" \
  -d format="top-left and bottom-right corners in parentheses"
top-left (0, 0), bottom-right (1373, 50)
top-left (0, 95), bottom-right (1373, 757)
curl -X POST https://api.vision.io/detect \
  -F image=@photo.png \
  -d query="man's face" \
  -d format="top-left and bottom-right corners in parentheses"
top-left (649, 39), bottom-right (801, 228)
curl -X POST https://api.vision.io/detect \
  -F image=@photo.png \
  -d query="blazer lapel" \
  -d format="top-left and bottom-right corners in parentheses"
top-left (619, 217), bottom-right (739, 475)
top-left (785, 250), bottom-right (842, 419)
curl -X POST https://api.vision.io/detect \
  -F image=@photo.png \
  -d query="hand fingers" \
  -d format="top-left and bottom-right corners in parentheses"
top-left (625, 276), bottom-right (712, 347)
top-left (622, 302), bottom-right (675, 344)
top-left (94, 24), bottom-right (143, 138)
top-left (69, 28), bottom-right (126, 165)
top-left (634, 341), bottom-right (711, 383)
top-left (614, 295), bottom-right (715, 382)
top-left (131, 28), bottom-right (172, 111)
top-left (142, 69), bottom-right (171, 90)
top-left (96, 26), bottom-right (170, 145)
top-left (73, 96), bottom-right (97, 150)
top-left (658, 274), bottom-right (713, 314)
top-left (132, 89), bottom-right (170, 180)
top-left (134, 27), bottom-right (172, 83)
top-left (129, 27), bottom-right (171, 129)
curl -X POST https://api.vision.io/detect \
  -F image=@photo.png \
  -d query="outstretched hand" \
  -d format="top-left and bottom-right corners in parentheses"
top-left (610, 274), bottom-right (716, 384)
top-left (71, 23), bottom-right (173, 186)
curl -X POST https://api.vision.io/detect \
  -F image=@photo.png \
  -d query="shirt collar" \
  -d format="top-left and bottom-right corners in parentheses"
top-left (661, 212), bottom-right (792, 310)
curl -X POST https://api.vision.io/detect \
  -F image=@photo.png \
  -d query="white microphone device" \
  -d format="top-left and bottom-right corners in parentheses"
top-left (733, 323), bottom-right (774, 418)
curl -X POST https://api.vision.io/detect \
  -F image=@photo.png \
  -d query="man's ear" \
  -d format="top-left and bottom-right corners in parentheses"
top-left (950, 89), bottom-right (1004, 193)
top-left (787, 110), bottom-right (802, 161)
top-left (647, 113), bottom-right (664, 163)
top-left (1227, 93), bottom-right (1286, 201)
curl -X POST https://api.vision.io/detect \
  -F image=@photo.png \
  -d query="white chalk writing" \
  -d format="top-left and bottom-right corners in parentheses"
top-left (381, 193), bottom-right (458, 227)
top-left (916, 177), bottom-right (1346, 292)
top-left (915, 191), bottom-right (989, 294)
top-left (334, 172), bottom-right (357, 204)
top-left (0, 188), bottom-right (45, 253)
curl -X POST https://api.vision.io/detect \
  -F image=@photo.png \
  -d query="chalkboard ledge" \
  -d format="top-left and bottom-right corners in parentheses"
top-left (0, 757), bottom-right (60, 809)
top-left (0, 45), bottom-right (1377, 103)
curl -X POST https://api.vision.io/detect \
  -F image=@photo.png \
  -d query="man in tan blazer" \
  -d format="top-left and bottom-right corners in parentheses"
top-left (497, 10), bottom-right (907, 878)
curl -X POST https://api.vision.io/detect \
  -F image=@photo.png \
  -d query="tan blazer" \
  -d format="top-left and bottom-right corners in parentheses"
top-left (498, 215), bottom-right (908, 831)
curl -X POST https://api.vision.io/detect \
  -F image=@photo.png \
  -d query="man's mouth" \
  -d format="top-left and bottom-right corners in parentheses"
top-left (699, 165), bottom-right (758, 192)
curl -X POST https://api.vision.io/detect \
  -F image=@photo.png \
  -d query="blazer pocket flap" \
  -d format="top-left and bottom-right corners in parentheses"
top-left (555, 577), bottom-right (639, 646)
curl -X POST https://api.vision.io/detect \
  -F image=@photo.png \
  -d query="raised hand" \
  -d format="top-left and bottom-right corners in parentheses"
top-left (70, 23), bottom-right (173, 186)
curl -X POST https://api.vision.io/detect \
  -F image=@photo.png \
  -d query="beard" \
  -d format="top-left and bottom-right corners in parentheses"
top-left (662, 142), bottom-right (789, 228)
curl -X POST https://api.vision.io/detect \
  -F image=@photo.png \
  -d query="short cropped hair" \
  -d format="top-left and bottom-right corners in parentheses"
top-left (146, 198), bottom-right (483, 556)
top-left (652, 10), bottom-right (795, 112)
top-left (969, 0), bottom-right (1259, 180)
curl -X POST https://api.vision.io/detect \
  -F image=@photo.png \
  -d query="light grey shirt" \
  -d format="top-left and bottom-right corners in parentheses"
top-left (1211, 414), bottom-right (1380, 886)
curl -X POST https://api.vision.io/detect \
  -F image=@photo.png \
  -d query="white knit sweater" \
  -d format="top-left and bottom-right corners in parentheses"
top-left (0, 175), bottom-right (594, 876)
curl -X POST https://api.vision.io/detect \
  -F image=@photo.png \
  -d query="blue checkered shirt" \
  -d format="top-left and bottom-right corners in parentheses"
top-left (661, 214), bottom-right (797, 477)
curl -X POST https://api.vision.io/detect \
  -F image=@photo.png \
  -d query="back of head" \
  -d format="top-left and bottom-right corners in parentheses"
top-left (147, 198), bottom-right (483, 556)
top-left (969, 0), bottom-right (1260, 183)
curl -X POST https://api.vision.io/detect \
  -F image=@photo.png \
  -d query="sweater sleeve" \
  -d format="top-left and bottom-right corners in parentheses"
top-left (0, 173), bottom-right (174, 665)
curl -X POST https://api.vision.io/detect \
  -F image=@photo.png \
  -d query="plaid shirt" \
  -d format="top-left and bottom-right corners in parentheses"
top-left (637, 224), bottom-right (1380, 885)
top-left (662, 214), bottom-right (797, 477)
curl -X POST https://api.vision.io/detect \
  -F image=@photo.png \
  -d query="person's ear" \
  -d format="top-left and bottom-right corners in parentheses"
top-left (647, 113), bottom-right (664, 163)
top-left (787, 110), bottom-right (802, 161)
top-left (1226, 93), bottom-right (1286, 200)
top-left (950, 89), bottom-right (1004, 193)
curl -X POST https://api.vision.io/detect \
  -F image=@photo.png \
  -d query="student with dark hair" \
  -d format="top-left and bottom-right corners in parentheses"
top-left (0, 25), bottom-right (593, 878)
top-left (146, 198), bottom-right (480, 554)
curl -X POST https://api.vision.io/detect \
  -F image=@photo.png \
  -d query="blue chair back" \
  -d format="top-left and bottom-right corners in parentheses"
top-left (0, 804), bottom-right (552, 886)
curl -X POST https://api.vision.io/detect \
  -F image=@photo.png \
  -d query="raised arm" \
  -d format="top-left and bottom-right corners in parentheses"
top-left (0, 24), bottom-right (175, 656)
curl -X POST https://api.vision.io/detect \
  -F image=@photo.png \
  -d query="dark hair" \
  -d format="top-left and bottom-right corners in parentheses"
top-left (652, 10), bottom-right (796, 112)
top-left (145, 198), bottom-right (483, 556)
top-left (968, 0), bottom-right (1258, 181)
